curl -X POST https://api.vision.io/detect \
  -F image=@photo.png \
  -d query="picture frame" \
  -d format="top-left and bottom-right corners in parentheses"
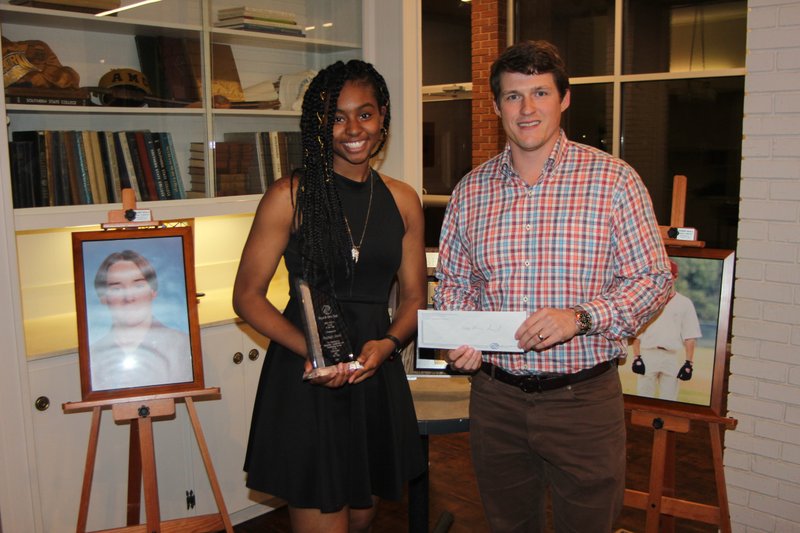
top-left (72, 226), bottom-right (203, 401)
top-left (621, 247), bottom-right (735, 417)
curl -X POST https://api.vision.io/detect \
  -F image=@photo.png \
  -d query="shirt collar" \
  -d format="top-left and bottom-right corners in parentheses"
top-left (498, 129), bottom-right (568, 183)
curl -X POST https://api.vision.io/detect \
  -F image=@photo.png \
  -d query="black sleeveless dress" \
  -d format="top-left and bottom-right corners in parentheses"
top-left (243, 170), bottom-right (425, 512)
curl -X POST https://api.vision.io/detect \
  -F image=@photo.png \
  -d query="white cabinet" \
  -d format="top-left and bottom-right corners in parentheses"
top-left (191, 320), bottom-right (280, 521)
top-left (24, 320), bottom-right (276, 531)
top-left (28, 353), bottom-right (126, 532)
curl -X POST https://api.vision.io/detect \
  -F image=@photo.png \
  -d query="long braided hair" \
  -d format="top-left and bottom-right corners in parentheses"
top-left (294, 59), bottom-right (391, 287)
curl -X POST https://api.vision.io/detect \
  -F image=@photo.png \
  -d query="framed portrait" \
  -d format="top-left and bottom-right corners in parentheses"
top-left (72, 226), bottom-right (204, 401)
top-left (621, 247), bottom-right (735, 417)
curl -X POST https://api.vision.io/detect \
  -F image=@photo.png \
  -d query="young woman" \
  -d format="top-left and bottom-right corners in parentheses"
top-left (232, 60), bottom-right (427, 532)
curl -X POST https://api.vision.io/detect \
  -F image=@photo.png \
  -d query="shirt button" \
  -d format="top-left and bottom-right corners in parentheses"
top-left (522, 296), bottom-right (529, 303)
top-left (524, 261), bottom-right (530, 267)
top-left (525, 224), bottom-right (531, 231)
top-left (528, 190), bottom-right (534, 197)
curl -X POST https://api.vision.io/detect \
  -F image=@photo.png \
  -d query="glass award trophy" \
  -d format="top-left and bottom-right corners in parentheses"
top-left (294, 278), bottom-right (363, 380)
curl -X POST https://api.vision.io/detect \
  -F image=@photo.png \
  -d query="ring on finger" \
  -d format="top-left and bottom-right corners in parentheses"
top-left (537, 333), bottom-right (545, 340)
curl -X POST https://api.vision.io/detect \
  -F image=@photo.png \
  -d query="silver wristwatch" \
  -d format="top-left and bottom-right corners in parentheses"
top-left (573, 306), bottom-right (592, 336)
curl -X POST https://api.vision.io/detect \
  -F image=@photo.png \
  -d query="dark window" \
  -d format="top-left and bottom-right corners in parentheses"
top-left (623, 0), bottom-right (746, 74)
top-left (564, 83), bottom-right (612, 153)
top-left (422, 0), bottom-right (471, 85)
top-left (515, 0), bottom-right (615, 77)
top-left (621, 77), bottom-right (744, 248)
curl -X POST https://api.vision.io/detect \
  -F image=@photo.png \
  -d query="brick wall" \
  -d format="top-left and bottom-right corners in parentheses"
top-left (726, 1), bottom-right (800, 531)
top-left (471, 0), bottom-right (506, 167)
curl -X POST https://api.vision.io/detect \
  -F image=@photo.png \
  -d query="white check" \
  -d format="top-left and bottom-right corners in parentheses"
top-left (417, 310), bottom-right (526, 352)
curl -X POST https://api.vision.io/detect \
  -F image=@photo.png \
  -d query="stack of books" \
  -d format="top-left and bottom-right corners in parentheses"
top-left (214, 6), bottom-right (305, 37)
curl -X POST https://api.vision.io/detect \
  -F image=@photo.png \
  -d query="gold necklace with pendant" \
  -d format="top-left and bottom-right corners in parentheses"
top-left (343, 170), bottom-right (374, 264)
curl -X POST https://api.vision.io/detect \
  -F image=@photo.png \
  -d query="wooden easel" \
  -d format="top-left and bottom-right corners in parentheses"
top-left (623, 404), bottom-right (737, 532)
top-left (623, 175), bottom-right (736, 531)
top-left (63, 388), bottom-right (233, 533)
top-left (658, 175), bottom-right (705, 248)
top-left (66, 199), bottom-right (231, 532)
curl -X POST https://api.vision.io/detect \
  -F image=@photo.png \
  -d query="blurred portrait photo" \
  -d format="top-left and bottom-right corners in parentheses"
top-left (82, 235), bottom-right (193, 392)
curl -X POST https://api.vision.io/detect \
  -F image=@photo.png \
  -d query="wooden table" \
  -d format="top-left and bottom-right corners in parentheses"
top-left (407, 376), bottom-right (472, 533)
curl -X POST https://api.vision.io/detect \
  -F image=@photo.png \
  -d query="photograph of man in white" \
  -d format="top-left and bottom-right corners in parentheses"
top-left (630, 259), bottom-right (701, 401)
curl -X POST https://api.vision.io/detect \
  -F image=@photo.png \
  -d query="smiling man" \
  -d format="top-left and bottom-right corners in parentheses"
top-left (434, 40), bottom-right (673, 532)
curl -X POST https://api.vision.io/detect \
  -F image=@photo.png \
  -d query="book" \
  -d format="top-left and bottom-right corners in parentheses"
top-left (11, 131), bottom-right (49, 207)
top-left (141, 131), bottom-right (169, 200)
top-left (254, 133), bottom-right (267, 191)
top-left (100, 131), bottom-right (122, 203)
top-left (280, 131), bottom-right (303, 176)
top-left (69, 131), bottom-right (92, 205)
top-left (222, 132), bottom-right (263, 193)
top-left (126, 131), bottom-right (153, 201)
top-left (190, 141), bottom-right (206, 156)
top-left (268, 131), bottom-right (282, 181)
top-left (9, 141), bottom-right (35, 208)
top-left (259, 131), bottom-right (276, 187)
top-left (62, 131), bottom-right (85, 205)
top-left (210, 43), bottom-right (245, 102)
top-left (114, 131), bottom-right (142, 201)
top-left (42, 130), bottom-right (57, 206)
top-left (157, 36), bottom-right (201, 104)
top-left (148, 132), bottom-right (172, 200)
top-left (133, 131), bottom-right (158, 200)
top-left (49, 131), bottom-right (72, 206)
top-left (134, 35), bottom-right (168, 102)
top-left (90, 131), bottom-right (109, 204)
top-left (158, 132), bottom-right (185, 199)
top-left (8, 0), bottom-right (119, 14)
top-left (214, 22), bottom-right (305, 37)
top-left (5, 87), bottom-right (91, 106)
top-left (216, 173), bottom-right (248, 196)
top-left (183, 38), bottom-right (204, 103)
top-left (56, 131), bottom-right (78, 205)
top-left (80, 131), bottom-right (101, 204)
top-left (215, 16), bottom-right (301, 29)
top-left (216, 6), bottom-right (297, 24)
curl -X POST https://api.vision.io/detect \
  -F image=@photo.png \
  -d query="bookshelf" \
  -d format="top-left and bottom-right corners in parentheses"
top-left (1, 0), bottom-right (363, 232)
top-left (1, 0), bottom-right (363, 357)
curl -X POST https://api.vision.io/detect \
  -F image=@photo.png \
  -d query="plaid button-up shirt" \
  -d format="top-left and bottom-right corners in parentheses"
top-left (433, 131), bottom-right (672, 375)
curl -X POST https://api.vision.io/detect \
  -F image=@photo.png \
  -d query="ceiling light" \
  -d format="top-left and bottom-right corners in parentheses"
top-left (95, 0), bottom-right (161, 17)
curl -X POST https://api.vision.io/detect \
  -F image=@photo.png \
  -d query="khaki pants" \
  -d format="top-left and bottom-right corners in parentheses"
top-left (635, 347), bottom-right (682, 401)
top-left (469, 366), bottom-right (625, 533)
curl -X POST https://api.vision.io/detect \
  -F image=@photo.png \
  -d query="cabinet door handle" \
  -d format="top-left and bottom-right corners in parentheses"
top-left (35, 396), bottom-right (50, 411)
top-left (233, 352), bottom-right (244, 364)
top-left (248, 349), bottom-right (260, 361)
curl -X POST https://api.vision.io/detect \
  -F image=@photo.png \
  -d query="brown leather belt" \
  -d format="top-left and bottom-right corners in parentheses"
top-left (480, 360), bottom-right (616, 393)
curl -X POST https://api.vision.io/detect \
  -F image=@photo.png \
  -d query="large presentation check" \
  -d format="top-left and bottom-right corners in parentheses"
top-left (417, 310), bottom-right (526, 352)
